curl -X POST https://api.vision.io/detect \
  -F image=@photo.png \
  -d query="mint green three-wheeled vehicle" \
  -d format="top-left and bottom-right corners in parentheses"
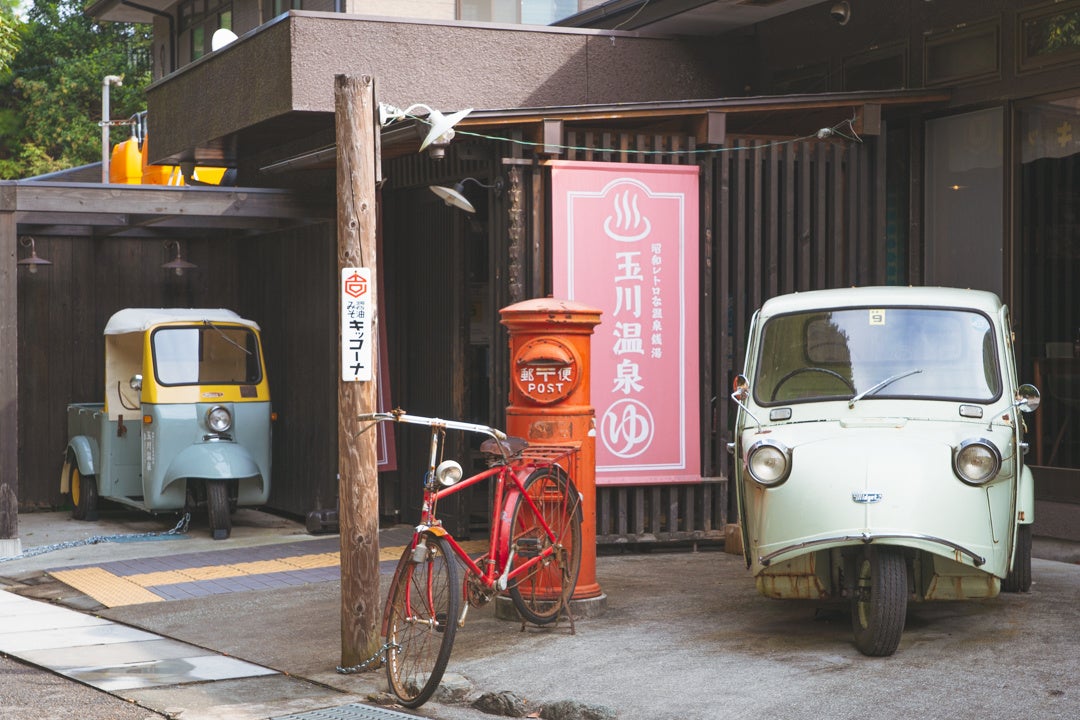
top-left (62, 308), bottom-right (273, 539)
top-left (730, 287), bottom-right (1040, 656)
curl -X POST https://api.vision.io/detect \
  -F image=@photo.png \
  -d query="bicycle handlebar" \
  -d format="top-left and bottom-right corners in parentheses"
top-left (358, 411), bottom-right (508, 441)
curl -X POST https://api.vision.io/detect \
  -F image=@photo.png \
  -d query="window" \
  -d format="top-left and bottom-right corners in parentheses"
top-left (924, 108), bottom-right (1004, 296)
top-left (178, 0), bottom-right (232, 61)
top-left (754, 308), bottom-right (1000, 406)
top-left (843, 43), bottom-right (907, 91)
top-left (770, 61), bottom-right (830, 94)
top-left (152, 325), bottom-right (262, 386)
top-left (1019, 0), bottom-right (1080, 72)
top-left (459, 0), bottom-right (581, 25)
top-left (923, 19), bottom-right (1000, 86)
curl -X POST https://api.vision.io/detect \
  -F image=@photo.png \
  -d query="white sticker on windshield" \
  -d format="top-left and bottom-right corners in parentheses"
top-left (869, 309), bottom-right (886, 326)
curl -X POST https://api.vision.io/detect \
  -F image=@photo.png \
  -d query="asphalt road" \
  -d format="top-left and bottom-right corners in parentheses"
top-left (5, 510), bottom-right (1080, 720)
top-left (0, 655), bottom-right (165, 720)
top-left (104, 548), bottom-right (1080, 720)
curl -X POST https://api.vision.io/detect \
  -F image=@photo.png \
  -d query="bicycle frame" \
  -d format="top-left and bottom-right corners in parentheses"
top-left (362, 409), bottom-right (582, 708)
top-left (429, 445), bottom-right (576, 594)
top-left (360, 411), bottom-right (576, 607)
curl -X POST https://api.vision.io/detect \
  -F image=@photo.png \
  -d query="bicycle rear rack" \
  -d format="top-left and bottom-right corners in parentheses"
top-left (517, 443), bottom-right (577, 468)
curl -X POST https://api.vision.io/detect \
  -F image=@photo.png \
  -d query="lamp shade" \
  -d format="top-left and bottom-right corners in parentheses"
top-left (430, 183), bottom-right (476, 213)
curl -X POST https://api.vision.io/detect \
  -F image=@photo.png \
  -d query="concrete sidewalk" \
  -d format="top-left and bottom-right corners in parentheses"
top-left (4, 509), bottom-right (1080, 720)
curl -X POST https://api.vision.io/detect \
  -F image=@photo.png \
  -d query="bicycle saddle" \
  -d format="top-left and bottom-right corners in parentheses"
top-left (480, 435), bottom-right (528, 460)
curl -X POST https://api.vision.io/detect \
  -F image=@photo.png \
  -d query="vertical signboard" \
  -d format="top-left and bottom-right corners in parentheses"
top-left (341, 266), bottom-right (395, 469)
top-left (341, 267), bottom-right (372, 382)
top-left (552, 161), bottom-right (700, 485)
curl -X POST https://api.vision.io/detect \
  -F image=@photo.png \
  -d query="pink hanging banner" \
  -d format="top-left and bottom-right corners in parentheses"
top-left (552, 161), bottom-right (700, 485)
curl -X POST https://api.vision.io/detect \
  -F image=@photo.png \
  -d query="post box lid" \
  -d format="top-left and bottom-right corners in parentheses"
top-left (501, 297), bottom-right (601, 316)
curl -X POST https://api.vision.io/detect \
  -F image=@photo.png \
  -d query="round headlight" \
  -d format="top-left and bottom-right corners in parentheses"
top-left (435, 460), bottom-right (463, 487)
top-left (206, 405), bottom-right (232, 433)
top-left (954, 438), bottom-right (1001, 486)
top-left (745, 439), bottom-right (791, 487)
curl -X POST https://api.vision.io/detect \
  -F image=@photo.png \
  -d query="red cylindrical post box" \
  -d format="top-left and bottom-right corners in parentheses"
top-left (501, 298), bottom-right (603, 602)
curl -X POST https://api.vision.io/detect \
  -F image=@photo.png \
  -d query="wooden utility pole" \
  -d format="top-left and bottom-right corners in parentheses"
top-left (335, 74), bottom-right (380, 667)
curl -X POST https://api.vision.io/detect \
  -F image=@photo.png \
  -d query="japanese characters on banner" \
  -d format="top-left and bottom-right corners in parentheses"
top-left (341, 267), bottom-right (372, 382)
top-left (340, 266), bottom-right (396, 470)
top-left (552, 161), bottom-right (700, 485)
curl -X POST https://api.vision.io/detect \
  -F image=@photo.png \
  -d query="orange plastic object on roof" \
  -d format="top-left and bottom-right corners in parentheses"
top-left (109, 138), bottom-right (143, 184)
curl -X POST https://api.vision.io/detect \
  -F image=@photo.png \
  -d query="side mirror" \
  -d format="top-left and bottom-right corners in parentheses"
top-left (129, 374), bottom-right (143, 392)
top-left (732, 374), bottom-right (750, 402)
top-left (731, 374), bottom-right (763, 432)
top-left (1015, 384), bottom-right (1040, 413)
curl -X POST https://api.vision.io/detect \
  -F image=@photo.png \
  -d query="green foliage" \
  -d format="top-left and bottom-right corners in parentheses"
top-left (0, 0), bottom-right (151, 178)
top-left (0, 14), bottom-right (17, 75)
top-left (1026, 9), bottom-right (1080, 56)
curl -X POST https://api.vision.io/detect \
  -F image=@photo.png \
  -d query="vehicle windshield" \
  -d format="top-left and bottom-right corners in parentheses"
top-left (152, 324), bottom-right (262, 386)
top-left (753, 306), bottom-right (1001, 406)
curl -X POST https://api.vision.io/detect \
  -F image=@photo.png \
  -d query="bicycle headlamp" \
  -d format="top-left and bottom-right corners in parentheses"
top-left (435, 460), bottom-right (463, 487)
top-left (206, 405), bottom-right (232, 433)
top-left (745, 439), bottom-right (792, 487)
top-left (953, 438), bottom-right (1001, 486)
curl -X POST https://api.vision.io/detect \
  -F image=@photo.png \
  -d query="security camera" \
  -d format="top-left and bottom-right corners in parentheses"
top-left (830, 1), bottom-right (851, 25)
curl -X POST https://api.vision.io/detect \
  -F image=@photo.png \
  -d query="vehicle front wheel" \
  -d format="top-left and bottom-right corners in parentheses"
top-left (206, 480), bottom-right (232, 540)
top-left (69, 462), bottom-right (98, 522)
top-left (1002, 524), bottom-right (1032, 593)
top-left (851, 546), bottom-right (907, 657)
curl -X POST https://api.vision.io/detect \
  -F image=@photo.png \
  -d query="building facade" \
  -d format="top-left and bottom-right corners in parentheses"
top-left (5, 0), bottom-right (1080, 546)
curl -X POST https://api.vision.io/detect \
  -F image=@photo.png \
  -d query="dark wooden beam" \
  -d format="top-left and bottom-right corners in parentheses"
top-left (0, 209), bottom-right (18, 551)
top-left (853, 103), bottom-right (883, 136)
top-left (7, 183), bottom-right (329, 221)
top-left (541, 119), bottom-right (564, 156)
top-left (694, 111), bottom-right (726, 147)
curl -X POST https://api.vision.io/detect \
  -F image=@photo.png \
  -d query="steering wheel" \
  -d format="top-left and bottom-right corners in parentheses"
top-left (770, 367), bottom-right (855, 401)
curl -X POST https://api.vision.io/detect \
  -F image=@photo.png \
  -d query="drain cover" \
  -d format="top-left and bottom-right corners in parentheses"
top-left (271, 703), bottom-right (421, 720)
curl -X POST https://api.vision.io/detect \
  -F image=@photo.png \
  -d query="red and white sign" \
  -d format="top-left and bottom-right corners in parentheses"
top-left (552, 161), bottom-right (700, 485)
top-left (341, 267), bottom-right (372, 382)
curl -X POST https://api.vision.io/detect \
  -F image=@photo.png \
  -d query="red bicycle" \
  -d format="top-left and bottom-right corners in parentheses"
top-left (358, 410), bottom-right (583, 708)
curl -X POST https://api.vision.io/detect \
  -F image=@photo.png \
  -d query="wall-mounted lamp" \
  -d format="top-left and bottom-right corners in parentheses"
top-left (162, 240), bottom-right (197, 276)
top-left (829, 1), bottom-right (851, 25)
top-left (429, 177), bottom-right (504, 214)
top-left (17, 237), bottom-right (52, 274)
top-left (211, 28), bottom-right (238, 51)
top-left (379, 102), bottom-right (473, 159)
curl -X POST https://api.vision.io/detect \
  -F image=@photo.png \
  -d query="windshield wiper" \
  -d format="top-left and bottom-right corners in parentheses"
top-left (203, 320), bottom-right (253, 355)
top-left (848, 369), bottom-right (922, 408)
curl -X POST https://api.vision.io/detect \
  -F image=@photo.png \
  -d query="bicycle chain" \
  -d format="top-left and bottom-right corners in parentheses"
top-left (335, 641), bottom-right (399, 674)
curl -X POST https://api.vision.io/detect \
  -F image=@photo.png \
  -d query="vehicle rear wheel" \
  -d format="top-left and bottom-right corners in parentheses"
top-left (851, 546), bottom-right (907, 657)
top-left (507, 466), bottom-right (582, 625)
top-left (206, 480), bottom-right (232, 540)
top-left (69, 462), bottom-right (98, 522)
top-left (1002, 523), bottom-right (1032, 593)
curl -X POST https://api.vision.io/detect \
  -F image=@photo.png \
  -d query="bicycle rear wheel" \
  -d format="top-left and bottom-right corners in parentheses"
top-left (507, 465), bottom-right (582, 625)
top-left (384, 534), bottom-right (460, 707)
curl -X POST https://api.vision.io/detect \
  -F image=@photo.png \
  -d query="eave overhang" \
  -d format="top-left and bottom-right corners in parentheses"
top-left (0, 181), bottom-right (331, 239)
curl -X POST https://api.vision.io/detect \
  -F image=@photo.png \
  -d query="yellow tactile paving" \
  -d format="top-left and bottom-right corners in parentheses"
top-left (50, 538), bottom-right (497, 608)
top-left (50, 567), bottom-right (164, 607)
top-left (123, 553), bottom-right (342, 588)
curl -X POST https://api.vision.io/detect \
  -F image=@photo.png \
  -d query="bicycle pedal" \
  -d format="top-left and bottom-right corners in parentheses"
top-left (515, 537), bottom-right (542, 558)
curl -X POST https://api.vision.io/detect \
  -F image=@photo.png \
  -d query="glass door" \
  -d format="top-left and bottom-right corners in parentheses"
top-left (1019, 95), bottom-right (1080, 489)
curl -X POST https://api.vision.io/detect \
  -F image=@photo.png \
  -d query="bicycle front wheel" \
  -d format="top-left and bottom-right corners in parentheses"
top-left (384, 534), bottom-right (460, 707)
top-left (508, 466), bottom-right (582, 625)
